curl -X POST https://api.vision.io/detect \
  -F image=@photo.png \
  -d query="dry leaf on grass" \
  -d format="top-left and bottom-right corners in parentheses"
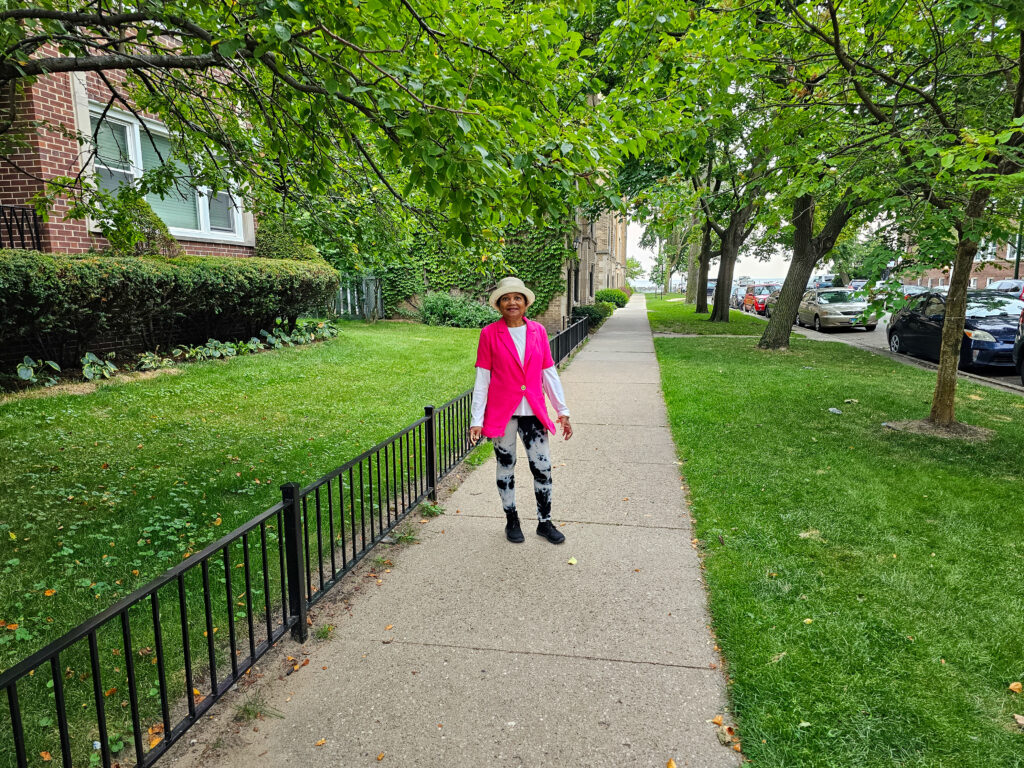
top-left (40, 752), bottom-right (52, 762)
top-left (1009, 682), bottom-right (1022, 694)
top-left (1014, 714), bottom-right (1024, 727)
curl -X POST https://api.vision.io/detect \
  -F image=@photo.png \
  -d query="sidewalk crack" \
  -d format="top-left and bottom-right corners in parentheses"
top-left (389, 639), bottom-right (717, 671)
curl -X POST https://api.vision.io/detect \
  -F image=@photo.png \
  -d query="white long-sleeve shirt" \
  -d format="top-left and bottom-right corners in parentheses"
top-left (470, 324), bottom-right (569, 428)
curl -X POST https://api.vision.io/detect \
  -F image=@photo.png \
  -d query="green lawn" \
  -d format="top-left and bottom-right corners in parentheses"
top-left (655, 336), bottom-right (1024, 767)
top-left (0, 320), bottom-right (478, 664)
top-left (646, 298), bottom-right (768, 335)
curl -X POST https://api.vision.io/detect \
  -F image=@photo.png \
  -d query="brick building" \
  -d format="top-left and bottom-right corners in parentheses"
top-left (906, 241), bottom-right (1021, 289)
top-left (531, 210), bottom-right (629, 332)
top-left (0, 63), bottom-right (255, 255)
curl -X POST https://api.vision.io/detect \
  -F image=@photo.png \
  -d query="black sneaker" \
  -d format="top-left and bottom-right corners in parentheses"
top-left (536, 520), bottom-right (565, 544)
top-left (505, 514), bottom-right (525, 543)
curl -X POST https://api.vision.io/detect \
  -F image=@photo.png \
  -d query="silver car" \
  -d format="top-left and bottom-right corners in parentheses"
top-left (795, 288), bottom-right (879, 332)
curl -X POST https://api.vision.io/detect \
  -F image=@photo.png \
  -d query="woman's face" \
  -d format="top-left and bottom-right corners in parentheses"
top-left (498, 292), bottom-right (527, 322)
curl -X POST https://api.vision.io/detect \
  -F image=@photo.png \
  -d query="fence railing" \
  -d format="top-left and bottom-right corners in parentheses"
top-left (0, 205), bottom-right (43, 251)
top-left (0, 317), bottom-right (587, 768)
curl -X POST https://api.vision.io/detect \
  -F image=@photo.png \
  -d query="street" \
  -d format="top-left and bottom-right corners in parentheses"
top-left (787, 313), bottom-right (1023, 389)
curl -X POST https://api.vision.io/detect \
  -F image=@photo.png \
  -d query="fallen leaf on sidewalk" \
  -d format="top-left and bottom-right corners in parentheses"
top-left (711, 715), bottom-right (723, 726)
top-left (385, 625), bottom-right (394, 631)
top-left (567, 557), bottom-right (577, 565)
top-left (315, 739), bottom-right (326, 746)
top-left (377, 753), bottom-right (385, 761)
top-left (667, 760), bottom-right (677, 768)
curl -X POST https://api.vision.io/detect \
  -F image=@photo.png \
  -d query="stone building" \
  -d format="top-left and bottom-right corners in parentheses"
top-left (531, 210), bottom-right (629, 332)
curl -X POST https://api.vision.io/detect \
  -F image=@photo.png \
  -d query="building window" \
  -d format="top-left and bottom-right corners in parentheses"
top-left (986, 277), bottom-right (995, 286)
top-left (937, 277), bottom-right (945, 286)
top-left (89, 108), bottom-right (243, 242)
top-left (969, 278), bottom-right (977, 288)
top-left (589, 266), bottom-right (594, 297)
top-left (573, 267), bottom-right (580, 302)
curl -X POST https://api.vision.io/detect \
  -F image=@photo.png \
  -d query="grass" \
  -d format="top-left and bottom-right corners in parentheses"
top-left (655, 335), bottom-right (1024, 767)
top-left (646, 298), bottom-right (768, 335)
top-left (0, 319), bottom-right (478, 764)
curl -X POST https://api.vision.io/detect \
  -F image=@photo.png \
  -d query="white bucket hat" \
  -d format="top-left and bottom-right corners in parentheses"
top-left (488, 276), bottom-right (536, 310)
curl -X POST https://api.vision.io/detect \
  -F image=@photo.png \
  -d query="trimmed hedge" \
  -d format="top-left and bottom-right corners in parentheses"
top-left (595, 288), bottom-right (628, 308)
top-left (0, 250), bottom-right (339, 362)
top-left (572, 301), bottom-right (614, 332)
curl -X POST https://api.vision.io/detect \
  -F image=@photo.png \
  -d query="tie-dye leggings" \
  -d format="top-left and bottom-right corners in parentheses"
top-left (492, 416), bottom-right (553, 522)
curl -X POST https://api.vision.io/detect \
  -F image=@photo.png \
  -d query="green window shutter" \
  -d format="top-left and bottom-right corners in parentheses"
top-left (139, 132), bottom-right (199, 230)
top-left (90, 117), bottom-right (131, 170)
top-left (208, 192), bottom-right (236, 233)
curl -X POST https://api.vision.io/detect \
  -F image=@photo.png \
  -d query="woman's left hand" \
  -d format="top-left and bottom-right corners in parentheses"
top-left (558, 415), bottom-right (573, 441)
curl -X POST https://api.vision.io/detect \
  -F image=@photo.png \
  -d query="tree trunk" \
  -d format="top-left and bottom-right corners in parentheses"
top-left (928, 188), bottom-right (992, 426)
top-left (685, 216), bottom-right (700, 304)
top-left (709, 205), bottom-right (754, 323)
top-left (695, 220), bottom-right (712, 314)
top-left (709, 246), bottom-right (736, 322)
top-left (759, 194), bottom-right (818, 349)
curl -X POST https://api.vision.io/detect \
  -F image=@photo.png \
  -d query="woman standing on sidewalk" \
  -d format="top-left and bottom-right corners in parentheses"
top-left (469, 277), bottom-right (573, 544)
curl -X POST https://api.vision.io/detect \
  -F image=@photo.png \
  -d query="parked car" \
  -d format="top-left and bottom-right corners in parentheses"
top-left (990, 278), bottom-right (1024, 300)
top-left (901, 284), bottom-right (929, 300)
top-left (807, 274), bottom-right (837, 289)
top-left (848, 278), bottom-right (869, 291)
top-left (1014, 308), bottom-right (1024, 385)
top-left (729, 285), bottom-right (748, 309)
top-left (743, 284), bottom-right (774, 314)
top-left (795, 288), bottom-right (878, 331)
top-left (887, 290), bottom-right (1024, 369)
top-left (764, 288), bottom-right (782, 318)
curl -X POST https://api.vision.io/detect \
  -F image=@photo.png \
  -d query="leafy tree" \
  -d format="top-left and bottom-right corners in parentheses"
top-left (1, 0), bottom-right (629, 239)
top-left (764, 0), bottom-right (1024, 426)
top-left (625, 256), bottom-right (644, 282)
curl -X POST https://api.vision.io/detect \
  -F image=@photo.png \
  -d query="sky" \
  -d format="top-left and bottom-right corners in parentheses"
top-left (627, 220), bottom-right (812, 284)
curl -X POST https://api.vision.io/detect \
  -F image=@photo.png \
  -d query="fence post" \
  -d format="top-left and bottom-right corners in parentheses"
top-left (424, 405), bottom-right (438, 502)
top-left (280, 483), bottom-right (309, 643)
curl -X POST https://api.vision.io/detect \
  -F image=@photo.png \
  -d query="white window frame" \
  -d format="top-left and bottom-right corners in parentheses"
top-left (969, 278), bottom-right (978, 288)
top-left (88, 105), bottom-right (245, 244)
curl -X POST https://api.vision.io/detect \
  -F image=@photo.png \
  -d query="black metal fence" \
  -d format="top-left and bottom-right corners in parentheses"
top-left (0, 317), bottom-right (587, 768)
top-left (0, 205), bottom-right (42, 251)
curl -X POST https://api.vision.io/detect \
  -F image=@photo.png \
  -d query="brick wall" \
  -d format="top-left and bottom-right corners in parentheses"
top-left (1, 62), bottom-right (255, 256)
top-left (908, 243), bottom-right (1019, 288)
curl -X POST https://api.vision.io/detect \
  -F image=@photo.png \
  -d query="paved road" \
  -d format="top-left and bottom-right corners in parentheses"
top-left (770, 311), bottom-right (1023, 389)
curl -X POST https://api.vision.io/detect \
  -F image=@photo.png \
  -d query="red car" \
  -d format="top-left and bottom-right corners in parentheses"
top-left (743, 284), bottom-right (775, 314)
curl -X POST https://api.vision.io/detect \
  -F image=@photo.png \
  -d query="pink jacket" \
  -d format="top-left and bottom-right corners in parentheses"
top-left (475, 318), bottom-right (557, 437)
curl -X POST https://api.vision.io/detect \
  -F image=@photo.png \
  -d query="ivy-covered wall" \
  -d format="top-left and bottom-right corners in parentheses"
top-left (380, 226), bottom-right (576, 318)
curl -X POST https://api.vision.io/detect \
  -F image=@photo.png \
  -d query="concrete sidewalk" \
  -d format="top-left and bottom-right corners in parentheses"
top-left (170, 295), bottom-right (739, 768)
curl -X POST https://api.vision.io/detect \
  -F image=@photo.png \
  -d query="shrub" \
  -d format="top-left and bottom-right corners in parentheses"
top-left (572, 301), bottom-right (614, 332)
top-left (0, 250), bottom-right (339, 363)
top-left (93, 186), bottom-right (184, 259)
top-left (419, 292), bottom-right (499, 328)
top-left (595, 288), bottom-right (628, 308)
top-left (255, 216), bottom-right (324, 263)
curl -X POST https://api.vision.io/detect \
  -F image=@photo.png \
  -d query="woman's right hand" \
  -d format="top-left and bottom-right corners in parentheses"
top-left (469, 426), bottom-right (483, 445)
